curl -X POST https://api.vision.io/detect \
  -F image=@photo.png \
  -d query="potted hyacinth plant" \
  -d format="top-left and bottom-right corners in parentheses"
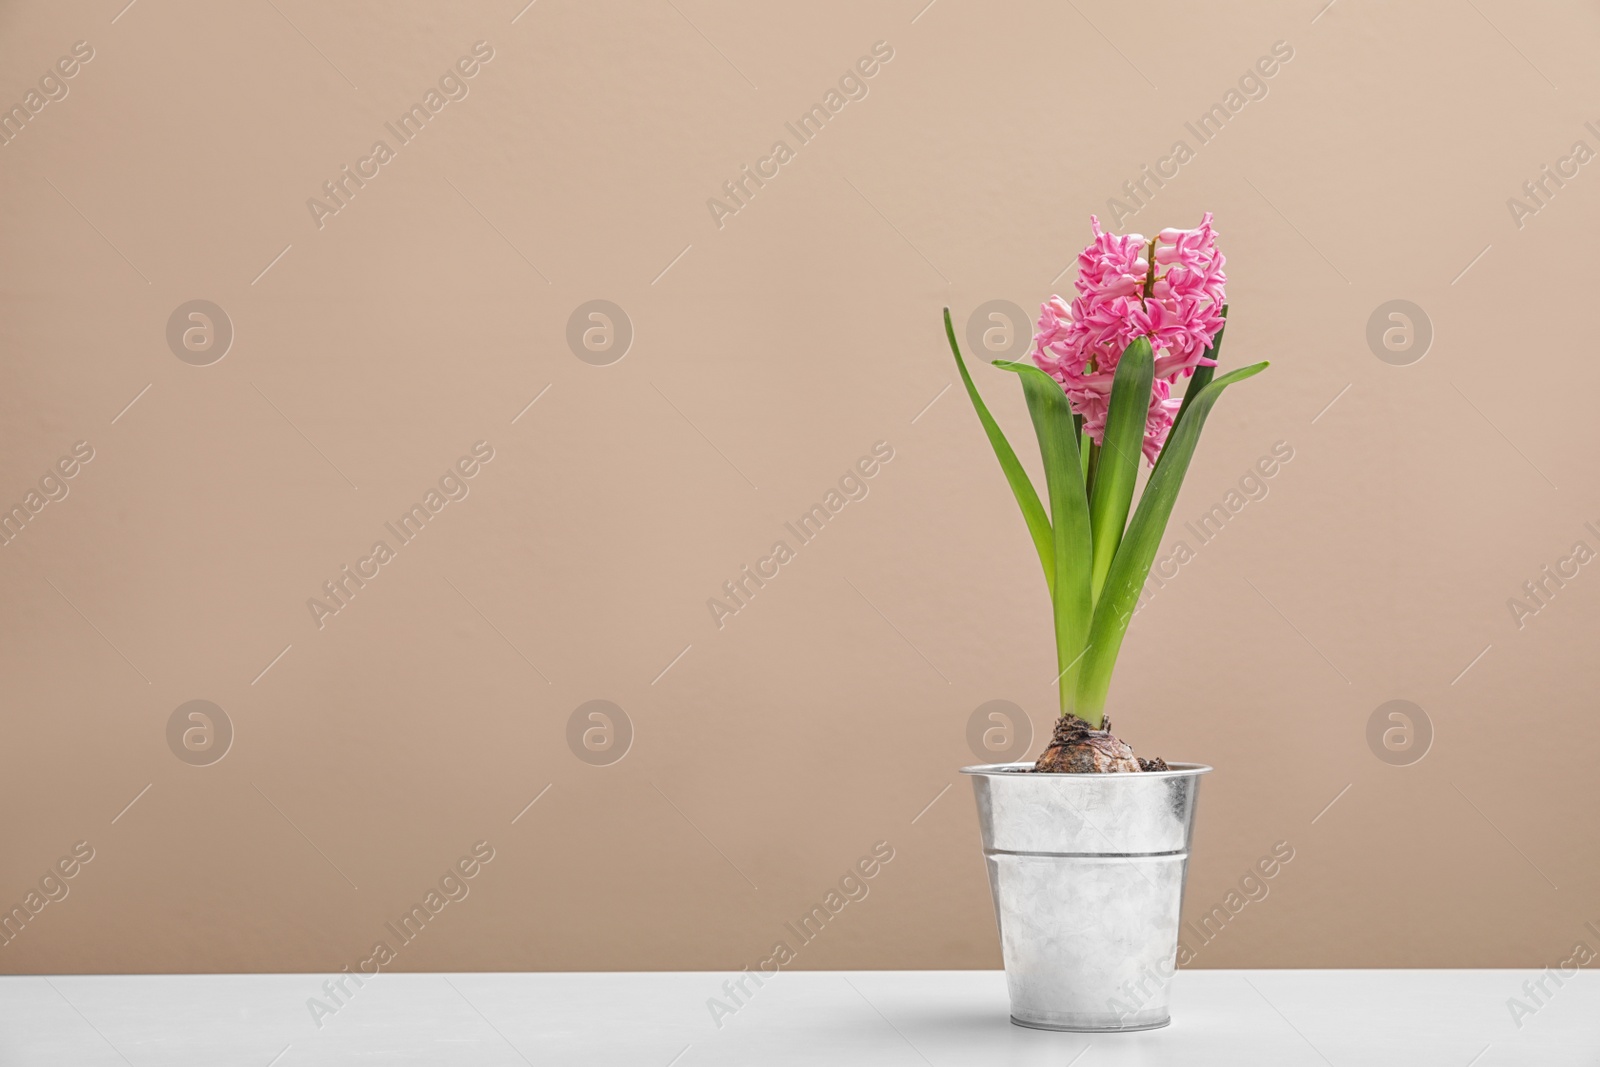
top-left (951, 213), bottom-right (1266, 1032)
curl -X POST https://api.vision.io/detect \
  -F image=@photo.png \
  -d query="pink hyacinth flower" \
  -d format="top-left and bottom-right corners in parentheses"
top-left (1030, 213), bottom-right (1226, 463)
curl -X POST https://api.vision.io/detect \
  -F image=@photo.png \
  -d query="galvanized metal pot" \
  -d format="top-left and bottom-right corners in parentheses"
top-left (961, 761), bottom-right (1210, 1032)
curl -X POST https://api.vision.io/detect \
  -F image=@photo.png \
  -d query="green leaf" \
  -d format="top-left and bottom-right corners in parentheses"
top-left (1160, 305), bottom-right (1227, 469)
top-left (1075, 360), bottom-right (1270, 722)
top-left (942, 309), bottom-right (1055, 599)
top-left (1088, 338), bottom-right (1153, 604)
top-left (992, 360), bottom-right (1094, 715)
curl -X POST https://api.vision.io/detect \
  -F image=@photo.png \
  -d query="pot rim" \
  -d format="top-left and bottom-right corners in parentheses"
top-left (960, 761), bottom-right (1212, 779)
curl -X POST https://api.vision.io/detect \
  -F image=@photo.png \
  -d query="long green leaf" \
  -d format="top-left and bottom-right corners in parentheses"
top-left (1075, 360), bottom-right (1270, 722)
top-left (992, 360), bottom-right (1093, 715)
top-left (1088, 338), bottom-right (1153, 604)
top-left (942, 309), bottom-right (1055, 599)
top-left (1160, 305), bottom-right (1227, 469)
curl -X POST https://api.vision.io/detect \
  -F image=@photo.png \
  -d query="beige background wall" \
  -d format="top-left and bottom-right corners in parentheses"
top-left (0, 0), bottom-right (1596, 976)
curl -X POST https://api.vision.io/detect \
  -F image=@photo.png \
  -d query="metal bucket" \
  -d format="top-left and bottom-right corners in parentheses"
top-left (961, 761), bottom-right (1210, 1031)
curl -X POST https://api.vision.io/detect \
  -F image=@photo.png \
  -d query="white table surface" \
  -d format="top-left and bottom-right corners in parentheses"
top-left (0, 969), bottom-right (1593, 1065)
